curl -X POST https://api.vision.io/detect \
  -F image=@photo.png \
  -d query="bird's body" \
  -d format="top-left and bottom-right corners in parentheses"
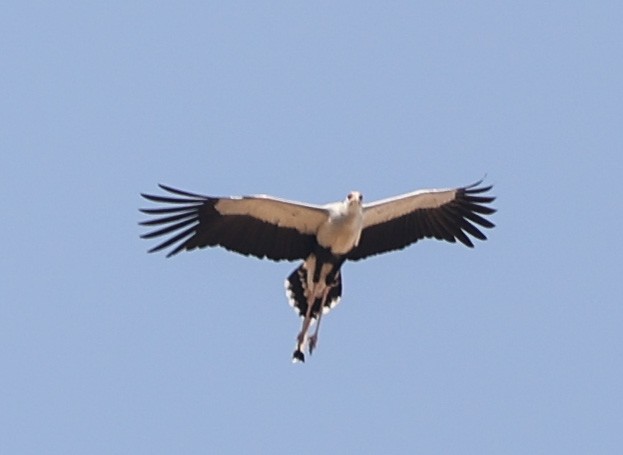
top-left (316, 192), bottom-right (363, 254)
top-left (140, 180), bottom-right (495, 362)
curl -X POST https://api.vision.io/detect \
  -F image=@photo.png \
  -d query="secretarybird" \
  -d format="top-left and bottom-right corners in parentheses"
top-left (140, 179), bottom-right (495, 362)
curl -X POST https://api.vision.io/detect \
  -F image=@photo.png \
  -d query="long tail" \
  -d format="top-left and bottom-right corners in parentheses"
top-left (285, 264), bottom-right (342, 319)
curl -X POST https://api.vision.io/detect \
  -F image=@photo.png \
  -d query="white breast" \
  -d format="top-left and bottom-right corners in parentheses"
top-left (316, 203), bottom-right (363, 255)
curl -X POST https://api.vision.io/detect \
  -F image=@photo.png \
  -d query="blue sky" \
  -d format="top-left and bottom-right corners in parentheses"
top-left (2, 1), bottom-right (622, 453)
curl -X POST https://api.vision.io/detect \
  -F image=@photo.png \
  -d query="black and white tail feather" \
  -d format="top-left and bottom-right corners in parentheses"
top-left (285, 265), bottom-right (342, 319)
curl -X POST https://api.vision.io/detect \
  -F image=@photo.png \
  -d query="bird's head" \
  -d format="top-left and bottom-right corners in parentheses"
top-left (345, 191), bottom-right (363, 208)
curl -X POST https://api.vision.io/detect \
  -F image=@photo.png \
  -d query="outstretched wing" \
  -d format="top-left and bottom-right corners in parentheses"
top-left (140, 185), bottom-right (329, 261)
top-left (347, 181), bottom-right (495, 260)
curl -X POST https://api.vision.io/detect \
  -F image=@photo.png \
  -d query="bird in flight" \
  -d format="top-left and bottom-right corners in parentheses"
top-left (140, 180), bottom-right (495, 362)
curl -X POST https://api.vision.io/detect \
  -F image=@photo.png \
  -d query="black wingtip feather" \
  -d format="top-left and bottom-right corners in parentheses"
top-left (146, 225), bottom-right (197, 255)
top-left (141, 193), bottom-right (196, 204)
top-left (139, 211), bottom-right (196, 227)
top-left (157, 184), bottom-right (208, 199)
top-left (465, 184), bottom-right (493, 194)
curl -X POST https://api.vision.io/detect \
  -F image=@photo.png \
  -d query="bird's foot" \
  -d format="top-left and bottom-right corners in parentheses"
top-left (292, 349), bottom-right (305, 363)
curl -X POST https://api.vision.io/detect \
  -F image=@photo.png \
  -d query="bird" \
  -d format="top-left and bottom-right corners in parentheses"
top-left (140, 179), bottom-right (495, 362)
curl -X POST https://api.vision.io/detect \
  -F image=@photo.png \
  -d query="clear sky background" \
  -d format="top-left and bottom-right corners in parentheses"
top-left (2, 2), bottom-right (622, 454)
